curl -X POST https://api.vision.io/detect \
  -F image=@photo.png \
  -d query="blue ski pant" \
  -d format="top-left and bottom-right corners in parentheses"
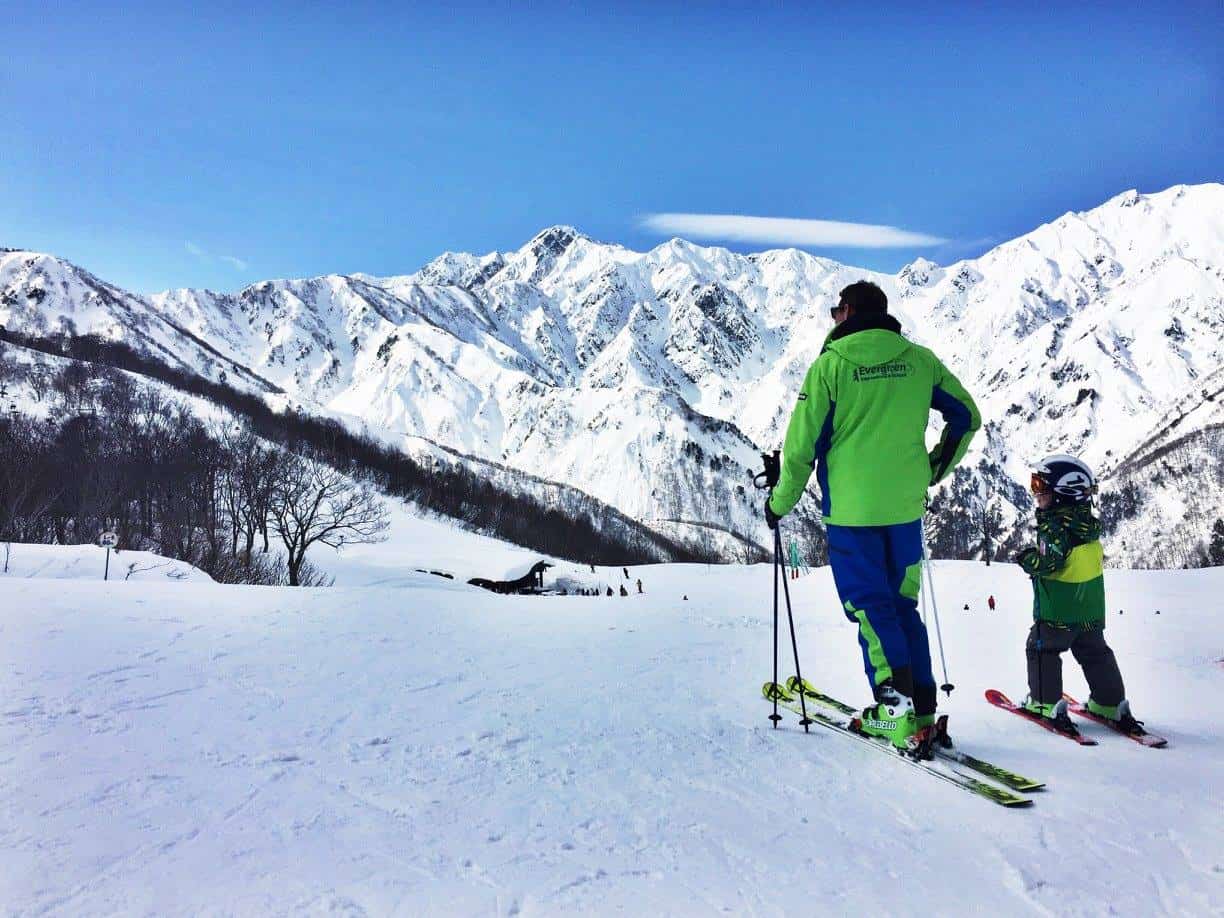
top-left (827, 520), bottom-right (937, 716)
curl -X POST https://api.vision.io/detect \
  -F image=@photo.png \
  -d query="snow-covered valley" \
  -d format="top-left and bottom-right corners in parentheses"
top-left (3, 534), bottom-right (1221, 915)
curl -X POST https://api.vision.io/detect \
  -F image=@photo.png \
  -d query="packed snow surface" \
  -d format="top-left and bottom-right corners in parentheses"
top-left (0, 543), bottom-right (212, 583)
top-left (317, 501), bottom-right (555, 587)
top-left (2, 555), bottom-right (1221, 914)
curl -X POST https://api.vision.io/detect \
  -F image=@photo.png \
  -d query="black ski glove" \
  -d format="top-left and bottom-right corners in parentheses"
top-left (764, 496), bottom-right (781, 530)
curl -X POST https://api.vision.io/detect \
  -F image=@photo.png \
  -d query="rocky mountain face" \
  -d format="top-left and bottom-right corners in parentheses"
top-left (3, 183), bottom-right (1221, 566)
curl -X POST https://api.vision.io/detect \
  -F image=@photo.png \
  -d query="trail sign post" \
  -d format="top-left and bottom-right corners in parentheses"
top-left (98, 531), bottom-right (118, 580)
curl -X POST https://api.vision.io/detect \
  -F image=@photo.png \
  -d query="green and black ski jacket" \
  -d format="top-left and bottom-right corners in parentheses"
top-left (1018, 504), bottom-right (1106, 628)
top-left (768, 314), bottom-right (980, 527)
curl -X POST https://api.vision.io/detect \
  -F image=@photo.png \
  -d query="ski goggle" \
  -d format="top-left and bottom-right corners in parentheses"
top-left (1030, 473), bottom-right (1097, 497)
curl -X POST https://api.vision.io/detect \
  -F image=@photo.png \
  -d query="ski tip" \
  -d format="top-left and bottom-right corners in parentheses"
top-left (984, 688), bottom-right (1012, 705)
top-left (786, 674), bottom-right (815, 694)
top-left (762, 681), bottom-right (792, 702)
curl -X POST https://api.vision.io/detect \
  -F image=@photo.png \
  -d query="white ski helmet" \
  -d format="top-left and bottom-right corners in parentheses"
top-left (1031, 454), bottom-right (1096, 504)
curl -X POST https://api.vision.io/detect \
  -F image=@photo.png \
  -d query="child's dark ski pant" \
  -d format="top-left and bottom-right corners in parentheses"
top-left (1026, 622), bottom-right (1124, 706)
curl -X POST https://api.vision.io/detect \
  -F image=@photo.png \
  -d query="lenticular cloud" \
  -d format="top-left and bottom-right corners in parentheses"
top-left (640, 213), bottom-right (948, 248)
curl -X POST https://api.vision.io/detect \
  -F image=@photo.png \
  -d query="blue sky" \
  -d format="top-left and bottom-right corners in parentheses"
top-left (2, 1), bottom-right (1220, 293)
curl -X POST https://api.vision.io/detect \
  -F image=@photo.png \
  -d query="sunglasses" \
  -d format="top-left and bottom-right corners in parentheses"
top-left (830, 303), bottom-right (849, 320)
top-left (1030, 473), bottom-right (1050, 494)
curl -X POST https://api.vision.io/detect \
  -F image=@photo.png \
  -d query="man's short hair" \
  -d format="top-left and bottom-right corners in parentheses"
top-left (839, 280), bottom-right (888, 315)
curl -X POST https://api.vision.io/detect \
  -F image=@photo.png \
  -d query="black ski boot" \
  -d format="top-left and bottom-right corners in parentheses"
top-left (1089, 698), bottom-right (1149, 737)
top-left (1113, 706), bottom-right (1149, 738)
top-left (1023, 697), bottom-right (1081, 737)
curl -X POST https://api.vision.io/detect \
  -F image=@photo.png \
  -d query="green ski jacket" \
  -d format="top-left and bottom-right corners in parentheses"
top-left (768, 314), bottom-right (980, 527)
top-left (1018, 504), bottom-right (1106, 627)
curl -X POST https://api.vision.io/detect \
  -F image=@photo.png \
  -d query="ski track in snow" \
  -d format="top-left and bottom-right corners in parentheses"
top-left (1, 562), bottom-right (1222, 915)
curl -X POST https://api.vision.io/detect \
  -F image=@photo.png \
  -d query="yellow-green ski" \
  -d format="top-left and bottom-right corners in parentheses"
top-left (762, 682), bottom-right (1034, 808)
top-left (784, 676), bottom-right (1045, 793)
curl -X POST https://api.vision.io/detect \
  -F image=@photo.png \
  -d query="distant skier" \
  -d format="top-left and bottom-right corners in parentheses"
top-left (606, 587), bottom-right (613, 596)
top-left (619, 584), bottom-right (628, 597)
top-left (788, 539), bottom-right (801, 580)
top-left (1017, 455), bottom-right (1145, 735)
top-left (636, 578), bottom-right (643, 594)
top-left (766, 281), bottom-right (980, 755)
top-left (988, 595), bottom-right (996, 612)
top-left (623, 567), bottom-right (629, 579)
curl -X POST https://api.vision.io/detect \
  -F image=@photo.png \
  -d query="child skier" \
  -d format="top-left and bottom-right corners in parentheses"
top-left (1017, 454), bottom-right (1145, 737)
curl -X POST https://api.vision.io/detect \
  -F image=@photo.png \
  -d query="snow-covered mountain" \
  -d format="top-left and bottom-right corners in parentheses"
top-left (3, 183), bottom-right (1222, 565)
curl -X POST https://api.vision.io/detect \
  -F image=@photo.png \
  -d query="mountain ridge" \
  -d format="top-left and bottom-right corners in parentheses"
top-left (3, 182), bottom-right (1222, 566)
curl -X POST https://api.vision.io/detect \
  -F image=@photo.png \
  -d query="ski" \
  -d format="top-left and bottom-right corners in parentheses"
top-left (763, 683), bottom-right (1033, 808)
top-left (985, 689), bottom-right (1098, 745)
top-left (1063, 694), bottom-right (1168, 748)
top-left (785, 676), bottom-right (857, 715)
top-left (785, 677), bottom-right (1045, 792)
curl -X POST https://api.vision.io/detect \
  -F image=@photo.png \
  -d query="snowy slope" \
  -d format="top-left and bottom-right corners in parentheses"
top-left (0, 544), bottom-right (212, 582)
top-left (4, 183), bottom-right (1222, 563)
top-left (317, 499), bottom-right (620, 592)
top-left (1095, 364), bottom-right (1224, 568)
top-left (317, 497), bottom-right (653, 596)
top-left (2, 561), bottom-right (1221, 914)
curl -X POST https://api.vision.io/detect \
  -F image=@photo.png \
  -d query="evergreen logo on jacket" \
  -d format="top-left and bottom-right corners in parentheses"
top-left (853, 360), bottom-right (913, 383)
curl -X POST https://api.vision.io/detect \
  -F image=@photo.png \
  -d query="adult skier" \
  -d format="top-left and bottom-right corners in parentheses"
top-left (1018, 454), bottom-right (1145, 734)
top-left (765, 281), bottom-right (980, 753)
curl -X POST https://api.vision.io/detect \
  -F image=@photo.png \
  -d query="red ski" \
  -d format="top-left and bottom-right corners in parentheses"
top-left (984, 689), bottom-right (1098, 745)
top-left (1062, 694), bottom-right (1168, 748)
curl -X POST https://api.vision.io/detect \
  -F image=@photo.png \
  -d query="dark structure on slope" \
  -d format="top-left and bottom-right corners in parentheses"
top-left (468, 561), bottom-right (552, 595)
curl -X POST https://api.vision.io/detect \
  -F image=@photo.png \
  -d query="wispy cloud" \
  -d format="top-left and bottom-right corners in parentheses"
top-left (639, 213), bottom-right (948, 248)
top-left (185, 241), bottom-right (249, 272)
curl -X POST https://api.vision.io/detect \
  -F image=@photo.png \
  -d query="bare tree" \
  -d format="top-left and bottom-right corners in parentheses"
top-left (976, 497), bottom-right (1005, 565)
top-left (237, 432), bottom-right (281, 559)
top-left (0, 415), bottom-right (63, 570)
top-left (271, 449), bottom-right (389, 586)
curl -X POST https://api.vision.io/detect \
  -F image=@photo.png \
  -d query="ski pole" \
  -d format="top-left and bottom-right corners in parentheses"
top-left (754, 450), bottom-right (810, 731)
top-left (1036, 628), bottom-right (1044, 709)
top-left (770, 516), bottom-right (782, 728)
top-left (921, 523), bottom-right (954, 697)
top-left (775, 521), bottom-right (811, 731)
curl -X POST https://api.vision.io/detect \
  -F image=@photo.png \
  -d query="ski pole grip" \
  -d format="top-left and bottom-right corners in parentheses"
top-left (753, 449), bottom-right (781, 490)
